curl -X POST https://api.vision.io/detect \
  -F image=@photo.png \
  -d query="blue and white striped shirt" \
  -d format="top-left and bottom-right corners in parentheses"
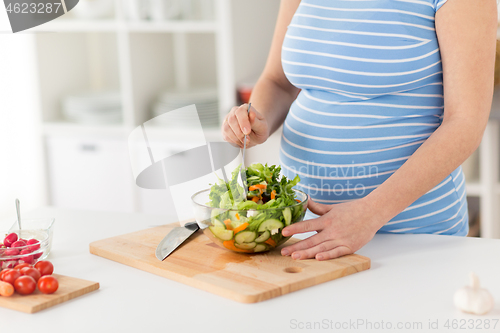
top-left (280, 0), bottom-right (468, 235)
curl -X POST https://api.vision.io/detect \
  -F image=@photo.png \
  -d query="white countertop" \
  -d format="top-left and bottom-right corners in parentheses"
top-left (2, 207), bottom-right (500, 333)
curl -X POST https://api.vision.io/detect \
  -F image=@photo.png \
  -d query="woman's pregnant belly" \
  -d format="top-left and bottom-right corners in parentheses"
top-left (280, 88), bottom-right (468, 235)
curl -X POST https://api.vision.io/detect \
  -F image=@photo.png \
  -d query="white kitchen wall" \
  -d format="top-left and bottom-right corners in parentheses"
top-left (0, 0), bottom-right (283, 220)
top-left (231, 0), bottom-right (282, 167)
top-left (0, 11), bottom-right (46, 222)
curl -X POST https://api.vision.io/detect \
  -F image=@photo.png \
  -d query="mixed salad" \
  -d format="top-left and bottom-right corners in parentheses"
top-left (205, 163), bottom-right (306, 253)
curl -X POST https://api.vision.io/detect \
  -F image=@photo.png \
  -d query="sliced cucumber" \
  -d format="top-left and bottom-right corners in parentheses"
top-left (212, 219), bottom-right (225, 228)
top-left (209, 226), bottom-right (233, 241)
top-left (255, 230), bottom-right (270, 243)
top-left (283, 207), bottom-right (292, 226)
top-left (234, 231), bottom-right (257, 244)
top-left (254, 244), bottom-right (268, 252)
top-left (234, 242), bottom-right (256, 250)
top-left (246, 176), bottom-right (261, 182)
top-left (258, 219), bottom-right (284, 233)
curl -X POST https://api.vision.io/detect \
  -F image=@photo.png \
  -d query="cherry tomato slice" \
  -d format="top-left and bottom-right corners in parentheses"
top-left (38, 275), bottom-right (58, 294)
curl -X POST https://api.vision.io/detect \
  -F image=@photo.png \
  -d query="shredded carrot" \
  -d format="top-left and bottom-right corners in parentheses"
top-left (251, 196), bottom-right (259, 203)
top-left (223, 240), bottom-right (251, 253)
top-left (249, 184), bottom-right (267, 191)
top-left (271, 190), bottom-right (276, 200)
top-left (235, 213), bottom-right (240, 220)
top-left (295, 199), bottom-right (301, 203)
top-left (223, 219), bottom-right (233, 230)
top-left (233, 222), bottom-right (249, 234)
top-left (265, 238), bottom-right (277, 247)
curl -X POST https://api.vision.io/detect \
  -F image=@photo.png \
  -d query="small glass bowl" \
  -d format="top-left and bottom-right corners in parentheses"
top-left (191, 189), bottom-right (307, 253)
top-left (0, 218), bottom-right (55, 269)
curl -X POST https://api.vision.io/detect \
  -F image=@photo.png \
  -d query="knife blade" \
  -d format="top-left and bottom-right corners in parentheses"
top-left (155, 222), bottom-right (200, 261)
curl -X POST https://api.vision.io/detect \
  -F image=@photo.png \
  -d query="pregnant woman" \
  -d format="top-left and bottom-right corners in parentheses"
top-left (222, 0), bottom-right (497, 260)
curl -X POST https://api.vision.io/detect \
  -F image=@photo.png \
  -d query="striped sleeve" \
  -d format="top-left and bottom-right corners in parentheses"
top-left (434, 0), bottom-right (448, 12)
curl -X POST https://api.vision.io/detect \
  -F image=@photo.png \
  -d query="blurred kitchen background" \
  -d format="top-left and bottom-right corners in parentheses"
top-left (0, 0), bottom-right (499, 239)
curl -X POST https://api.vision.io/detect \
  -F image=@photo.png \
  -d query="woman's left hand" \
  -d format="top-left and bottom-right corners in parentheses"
top-left (281, 197), bottom-right (384, 260)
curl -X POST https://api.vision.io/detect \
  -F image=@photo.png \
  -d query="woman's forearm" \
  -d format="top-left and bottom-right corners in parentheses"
top-left (362, 116), bottom-right (489, 228)
top-left (249, 76), bottom-right (299, 138)
top-left (361, 0), bottom-right (496, 229)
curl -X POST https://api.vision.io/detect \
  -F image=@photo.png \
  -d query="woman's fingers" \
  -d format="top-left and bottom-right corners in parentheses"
top-left (235, 104), bottom-right (252, 135)
top-left (227, 112), bottom-right (245, 146)
top-left (290, 240), bottom-right (342, 260)
top-left (307, 197), bottom-right (332, 216)
top-left (221, 104), bottom-right (268, 148)
top-left (248, 108), bottom-right (268, 137)
top-left (222, 118), bottom-right (243, 148)
top-left (282, 217), bottom-right (324, 237)
top-left (315, 245), bottom-right (352, 261)
top-left (281, 232), bottom-right (327, 256)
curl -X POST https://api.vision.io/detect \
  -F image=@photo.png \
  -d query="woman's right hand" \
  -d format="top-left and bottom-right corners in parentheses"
top-left (222, 104), bottom-right (269, 148)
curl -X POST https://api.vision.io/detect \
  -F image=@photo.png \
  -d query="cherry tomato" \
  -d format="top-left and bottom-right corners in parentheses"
top-left (14, 275), bottom-right (36, 295)
top-left (21, 267), bottom-right (41, 282)
top-left (0, 269), bottom-right (7, 281)
top-left (2, 269), bottom-right (21, 285)
top-left (14, 263), bottom-right (32, 270)
top-left (38, 275), bottom-right (58, 294)
top-left (34, 261), bottom-right (53, 276)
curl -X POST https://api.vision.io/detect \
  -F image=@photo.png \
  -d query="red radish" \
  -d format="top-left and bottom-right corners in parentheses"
top-left (1, 261), bottom-right (17, 269)
top-left (4, 248), bottom-right (19, 256)
top-left (3, 233), bottom-right (18, 247)
top-left (33, 252), bottom-right (43, 259)
top-left (11, 240), bottom-right (27, 248)
top-left (26, 239), bottom-right (40, 252)
top-left (18, 251), bottom-right (34, 264)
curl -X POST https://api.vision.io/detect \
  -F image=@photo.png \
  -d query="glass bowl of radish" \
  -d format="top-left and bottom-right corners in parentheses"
top-left (192, 188), bottom-right (307, 253)
top-left (0, 218), bottom-right (55, 270)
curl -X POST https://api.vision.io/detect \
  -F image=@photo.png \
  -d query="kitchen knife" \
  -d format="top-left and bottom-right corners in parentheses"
top-left (155, 222), bottom-right (200, 261)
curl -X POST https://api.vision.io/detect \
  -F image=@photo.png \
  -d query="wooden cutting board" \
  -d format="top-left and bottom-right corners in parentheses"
top-left (0, 274), bottom-right (99, 313)
top-left (89, 222), bottom-right (370, 303)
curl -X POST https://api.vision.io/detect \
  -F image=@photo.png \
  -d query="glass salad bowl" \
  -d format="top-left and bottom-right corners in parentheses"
top-left (0, 218), bottom-right (55, 269)
top-left (191, 189), bottom-right (308, 253)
